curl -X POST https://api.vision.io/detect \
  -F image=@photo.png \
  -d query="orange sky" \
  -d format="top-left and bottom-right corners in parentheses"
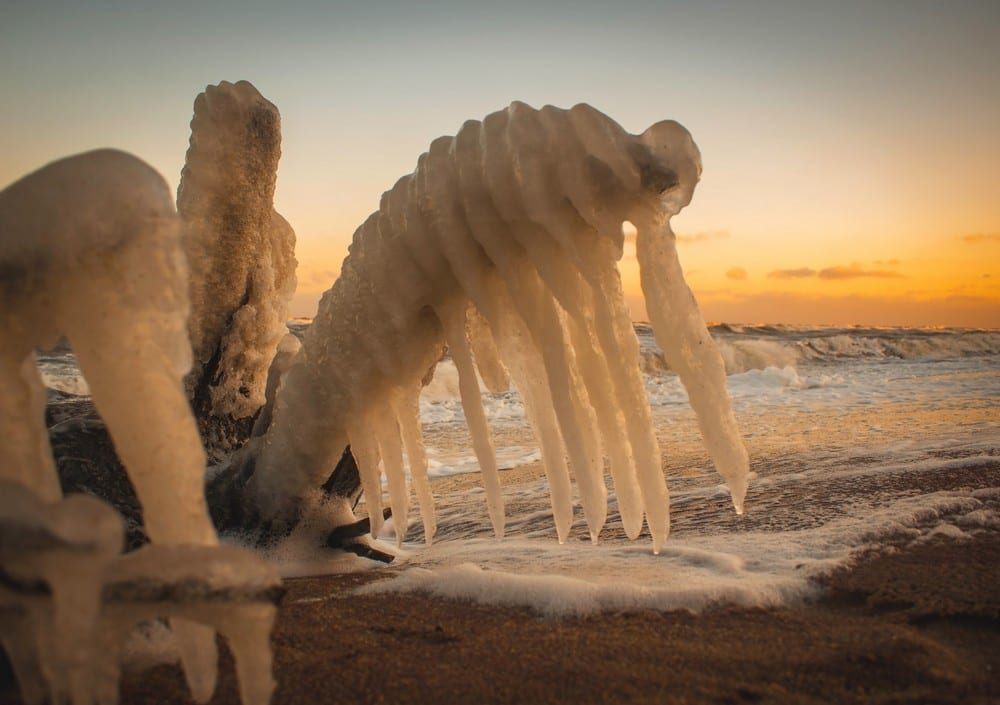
top-left (3, 1), bottom-right (998, 328)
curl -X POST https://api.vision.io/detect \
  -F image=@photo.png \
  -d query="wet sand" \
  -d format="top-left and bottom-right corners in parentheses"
top-left (4, 532), bottom-right (996, 705)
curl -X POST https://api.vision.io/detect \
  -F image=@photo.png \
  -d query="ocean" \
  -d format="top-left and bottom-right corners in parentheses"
top-left (37, 324), bottom-right (1000, 616)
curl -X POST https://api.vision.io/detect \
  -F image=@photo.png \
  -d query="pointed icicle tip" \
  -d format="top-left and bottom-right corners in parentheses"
top-left (652, 533), bottom-right (666, 555)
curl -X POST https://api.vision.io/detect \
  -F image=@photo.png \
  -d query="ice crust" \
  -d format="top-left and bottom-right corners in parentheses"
top-left (178, 80), bottom-right (297, 424)
top-left (250, 102), bottom-right (750, 552)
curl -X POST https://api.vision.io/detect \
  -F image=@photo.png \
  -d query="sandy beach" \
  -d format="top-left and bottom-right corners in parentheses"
top-left (3, 529), bottom-right (996, 705)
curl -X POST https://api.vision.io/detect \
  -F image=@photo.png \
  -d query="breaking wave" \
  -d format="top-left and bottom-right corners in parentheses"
top-left (635, 325), bottom-right (1000, 376)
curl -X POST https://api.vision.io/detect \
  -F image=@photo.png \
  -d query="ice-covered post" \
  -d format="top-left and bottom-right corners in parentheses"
top-left (177, 80), bottom-right (298, 454)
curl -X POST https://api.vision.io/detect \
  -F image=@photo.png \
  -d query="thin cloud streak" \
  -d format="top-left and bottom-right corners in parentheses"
top-left (767, 264), bottom-right (906, 280)
top-left (962, 233), bottom-right (1000, 244)
top-left (818, 265), bottom-right (905, 280)
top-left (767, 268), bottom-right (817, 279)
top-left (676, 230), bottom-right (730, 244)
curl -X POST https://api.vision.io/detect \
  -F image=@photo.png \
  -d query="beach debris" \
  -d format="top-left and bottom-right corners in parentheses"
top-left (231, 102), bottom-right (749, 553)
top-left (178, 80), bottom-right (298, 454)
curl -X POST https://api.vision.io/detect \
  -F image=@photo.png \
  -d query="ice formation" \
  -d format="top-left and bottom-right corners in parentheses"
top-left (243, 102), bottom-right (749, 552)
top-left (0, 481), bottom-right (281, 705)
top-left (0, 148), bottom-right (216, 546)
top-left (98, 544), bottom-right (282, 705)
top-left (0, 481), bottom-right (123, 705)
top-left (0, 149), bottom-right (279, 704)
top-left (178, 80), bottom-right (297, 428)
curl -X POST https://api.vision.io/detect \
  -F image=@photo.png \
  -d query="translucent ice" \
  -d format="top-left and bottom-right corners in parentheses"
top-left (241, 102), bottom-right (750, 551)
top-left (0, 482), bottom-right (281, 705)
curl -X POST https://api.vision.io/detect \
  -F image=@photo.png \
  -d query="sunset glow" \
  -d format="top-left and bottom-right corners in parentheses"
top-left (2, 1), bottom-right (997, 327)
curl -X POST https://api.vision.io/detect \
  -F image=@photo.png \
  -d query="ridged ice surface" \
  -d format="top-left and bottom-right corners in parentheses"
top-left (250, 103), bottom-right (749, 552)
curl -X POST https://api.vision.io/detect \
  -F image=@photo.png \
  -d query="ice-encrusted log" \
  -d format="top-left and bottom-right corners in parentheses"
top-left (229, 102), bottom-right (750, 553)
top-left (178, 80), bottom-right (297, 451)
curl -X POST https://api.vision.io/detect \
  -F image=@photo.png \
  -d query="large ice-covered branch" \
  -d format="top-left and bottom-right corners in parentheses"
top-left (178, 80), bottom-right (297, 437)
top-left (238, 102), bottom-right (749, 552)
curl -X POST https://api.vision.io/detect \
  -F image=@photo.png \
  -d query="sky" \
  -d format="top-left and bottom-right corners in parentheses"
top-left (2, 0), bottom-right (998, 327)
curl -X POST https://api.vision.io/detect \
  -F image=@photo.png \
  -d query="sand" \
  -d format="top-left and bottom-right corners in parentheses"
top-left (3, 531), bottom-right (997, 705)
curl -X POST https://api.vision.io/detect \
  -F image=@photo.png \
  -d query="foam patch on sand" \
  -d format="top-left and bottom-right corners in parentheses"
top-left (358, 488), bottom-right (995, 617)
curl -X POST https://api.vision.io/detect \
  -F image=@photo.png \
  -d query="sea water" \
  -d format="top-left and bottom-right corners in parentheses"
top-left (38, 324), bottom-right (1000, 615)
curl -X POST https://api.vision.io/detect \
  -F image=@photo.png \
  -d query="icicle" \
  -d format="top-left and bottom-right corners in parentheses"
top-left (346, 420), bottom-right (385, 539)
top-left (631, 119), bottom-right (749, 515)
top-left (98, 543), bottom-right (281, 705)
top-left (591, 260), bottom-right (671, 551)
top-left (440, 301), bottom-right (505, 539)
top-left (466, 306), bottom-right (509, 393)
top-left (560, 300), bottom-right (645, 539)
top-left (635, 216), bottom-right (749, 513)
top-left (498, 103), bottom-right (649, 542)
top-left (465, 112), bottom-right (608, 540)
top-left (372, 409), bottom-right (409, 545)
top-left (490, 303), bottom-right (575, 543)
top-left (390, 385), bottom-right (437, 543)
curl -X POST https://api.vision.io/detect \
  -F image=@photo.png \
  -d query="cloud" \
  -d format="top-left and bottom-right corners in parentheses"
top-left (767, 267), bottom-right (817, 279)
top-left (767, 263), bottom-right (905, 281)
top-left (818, 264), bottom-right (905, 280)
top-left (725, 267), bottom-right (748, 281)
top-left (676, 230), bottom-right (730, 244)
top-left (297, 265), bottom-right (339, 291)
top-left (873, 259), bottom-right (901, 267)
top-left (629, 290), bottom-right (1000, 328)
top-left (962, 233), bottom-right (1000, 244)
